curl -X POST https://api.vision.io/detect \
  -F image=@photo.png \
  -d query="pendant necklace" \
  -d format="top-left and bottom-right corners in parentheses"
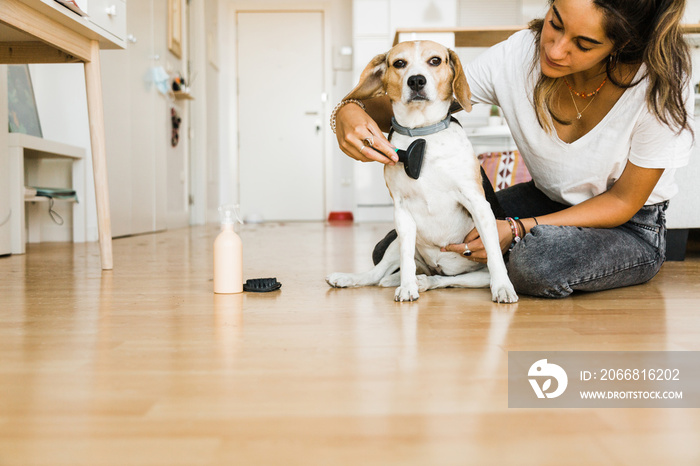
top-left (567, 88), bottom-right (598, 120)
top-left (563, 75), bottom-right (607, 120)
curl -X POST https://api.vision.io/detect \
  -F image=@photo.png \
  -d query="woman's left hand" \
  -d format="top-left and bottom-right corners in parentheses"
top-left (441, 220), bottom-right (514, 263)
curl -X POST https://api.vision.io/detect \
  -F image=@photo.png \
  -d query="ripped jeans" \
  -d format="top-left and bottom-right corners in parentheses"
top-left (497, 181), bottom-right (667, 298)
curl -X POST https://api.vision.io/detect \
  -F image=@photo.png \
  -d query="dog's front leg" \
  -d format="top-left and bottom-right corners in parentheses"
top-left (461, 193), bottom-right (518, 303)
top-left (393, 202), bottom-right (420, 302)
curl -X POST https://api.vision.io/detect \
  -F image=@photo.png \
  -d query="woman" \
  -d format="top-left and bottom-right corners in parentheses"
top-left (332, 0), bottom-right (695, 298)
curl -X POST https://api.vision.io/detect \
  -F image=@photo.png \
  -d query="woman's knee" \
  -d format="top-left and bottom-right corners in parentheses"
top-left (505, 225), bottom-right (663, 299)
top-left (507, 257), bottom-right (574, 298)
top-left (506, 228), bottom-right (575, 298)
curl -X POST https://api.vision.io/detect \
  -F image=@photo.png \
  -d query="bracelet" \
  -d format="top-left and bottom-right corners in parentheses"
top-left (506, 217), bottom-right (521, 251)
top-left (505, 217), bottom-right (517, 241)
top-left (330, 99), bottom-right (366, 134)
top-left (505, 217), bottom-right (521, 251)
top-left (533, 216), bottom-right (539, 226)
top-left (514, 217), bottom-right (526, 237)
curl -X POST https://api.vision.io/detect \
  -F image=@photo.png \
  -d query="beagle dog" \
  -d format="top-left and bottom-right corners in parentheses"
top-left (326, 41), bottom-right (518, 303)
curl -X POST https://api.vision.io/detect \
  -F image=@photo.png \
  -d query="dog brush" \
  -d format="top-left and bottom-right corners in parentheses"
top-left (393, 139), bottom-right (426, 180)
top-left (243, 278), bottom-right (282, 292)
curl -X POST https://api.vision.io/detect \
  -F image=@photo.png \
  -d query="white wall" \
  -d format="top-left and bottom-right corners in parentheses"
top-left (205, 0), bottom-right (222, 220)
top-left (0, 67), bottom-right (11, 255)
top-left (459, 0), bottom-right (522, 26)
top-left (688, 2), bottom-right (700, 23)
top-left (685, 2), bottom-right (700, 88)
top-left (521, 0), bottom-right (547, 22)
top-left (29, 64), bottom-right (96, 243)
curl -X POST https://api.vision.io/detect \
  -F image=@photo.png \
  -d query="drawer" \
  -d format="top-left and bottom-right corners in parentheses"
top-left (88, 0), bottom-right (126, 41)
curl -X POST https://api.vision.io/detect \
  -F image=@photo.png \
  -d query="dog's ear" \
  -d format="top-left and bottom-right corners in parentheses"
top-left (344, 53), bottom-right (388, 101)
top-left (448, 49), bottom-right (472, 112)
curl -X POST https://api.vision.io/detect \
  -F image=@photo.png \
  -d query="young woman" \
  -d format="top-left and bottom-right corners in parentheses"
top-left (332, 0), bottom-right (695, 298)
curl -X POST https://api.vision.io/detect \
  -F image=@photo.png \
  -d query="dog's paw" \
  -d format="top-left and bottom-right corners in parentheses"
top-left (326, 273), bottom-right (357, 288)
top-left (379, 273), bottom-right (401, 288)
top-left (416, 274), bottom-right (432, 292)
top-left (491, 282), bottom-right (518, 303)
top-left (395, 284), bottom-right (420, 302)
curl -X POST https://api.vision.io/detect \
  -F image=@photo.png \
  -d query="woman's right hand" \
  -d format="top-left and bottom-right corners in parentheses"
top-left (335, 103), bottom-right (398, 165)
top-left (441, 220), bottom-right (516, 263)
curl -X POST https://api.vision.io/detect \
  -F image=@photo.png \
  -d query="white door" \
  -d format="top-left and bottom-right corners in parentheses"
top-left (237, 11), bottom-right (325, 221)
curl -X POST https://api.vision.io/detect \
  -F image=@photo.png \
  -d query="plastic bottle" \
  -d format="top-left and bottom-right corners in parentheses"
top-left (214, 205), bottom-right (243, 294)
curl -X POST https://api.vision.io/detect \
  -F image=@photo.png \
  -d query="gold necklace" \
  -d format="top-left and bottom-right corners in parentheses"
top-left (563, 65), bottom-right (607, 120)
top-left (566, 85), bottom-right (599, 120)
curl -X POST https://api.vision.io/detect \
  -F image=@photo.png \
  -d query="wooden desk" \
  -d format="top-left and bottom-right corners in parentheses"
top-left (1, 0), bottom-right (125, 269)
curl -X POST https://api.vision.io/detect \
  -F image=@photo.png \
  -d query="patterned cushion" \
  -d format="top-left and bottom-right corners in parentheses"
top-left (478, 150), bottom-right (532, 191)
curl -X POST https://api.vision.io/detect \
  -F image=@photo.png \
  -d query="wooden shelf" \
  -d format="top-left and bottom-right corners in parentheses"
top-left (393, 26), bottom-right (524, 47)
top-left (170, 90), bottom-right (194, 101)
top-left (684, 23), bottom-right (700, 34)
top-left (393, 23), bottom-right (700, 47)
top-left (8, 133), bottom-right (85, 255)
top-left (25, 196), bottom-right (77, 203)
top-left (8, 133), bottom-right (84, 160)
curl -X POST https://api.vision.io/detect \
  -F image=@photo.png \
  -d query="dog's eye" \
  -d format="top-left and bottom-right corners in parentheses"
top-left (393, 60), bottom-right (407, 69)
top-left (429, 57), bottom-right (442, 66)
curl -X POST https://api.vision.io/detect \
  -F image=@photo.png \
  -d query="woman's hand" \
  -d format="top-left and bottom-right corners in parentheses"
top-left (335, 103), bottom-right (398, 165)
top-left (441, 220), bottom-right (514, 263)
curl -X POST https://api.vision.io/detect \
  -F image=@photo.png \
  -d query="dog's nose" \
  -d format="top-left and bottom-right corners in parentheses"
top-left (407, 74), bottom-right (427, 91)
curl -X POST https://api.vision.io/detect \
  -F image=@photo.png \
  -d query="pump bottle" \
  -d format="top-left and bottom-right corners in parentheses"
top-left (214, 205), bottom-right (243, 294)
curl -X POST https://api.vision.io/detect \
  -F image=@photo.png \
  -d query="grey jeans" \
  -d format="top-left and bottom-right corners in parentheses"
top-left (497, 181), bottom-right (667, 298)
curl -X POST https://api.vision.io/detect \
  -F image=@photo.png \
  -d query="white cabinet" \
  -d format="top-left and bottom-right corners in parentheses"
top-left (0, 146), bottom-right (10, 257)
top-left (7, 134), bottom-right (86, 254)
top-left (666, 113), bottom-right (700, 231)
top-left (100, 0), bottom-right (171, 237)
top-left (0, 66), bottom-right (11, 255)
top-left (88, 0), bottom-right (127, 42)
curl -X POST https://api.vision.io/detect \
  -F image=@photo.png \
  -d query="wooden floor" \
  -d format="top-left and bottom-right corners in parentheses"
top-left (1, 222), bottom-right (699, 465)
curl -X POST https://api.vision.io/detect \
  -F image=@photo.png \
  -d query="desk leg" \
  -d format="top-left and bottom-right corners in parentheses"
top-left (8, 146), bottom-right (26, 254)
top-left (84, 40), bottom-right (113, 270)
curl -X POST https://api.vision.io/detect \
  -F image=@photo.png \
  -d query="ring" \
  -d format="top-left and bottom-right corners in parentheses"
top-left (462, 248), bottom-right (472, 257)
top-left (359, 145), bottom-right (366, 154)
top-left (363, 137), bottom-right (374, 147)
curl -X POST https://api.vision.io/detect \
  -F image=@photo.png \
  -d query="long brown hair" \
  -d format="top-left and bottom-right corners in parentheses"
top-left (530, 0), bottom-right (692, 135)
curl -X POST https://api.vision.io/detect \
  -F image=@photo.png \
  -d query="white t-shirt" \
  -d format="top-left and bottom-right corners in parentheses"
top-left (464, 29), bottom-right (695, 206)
